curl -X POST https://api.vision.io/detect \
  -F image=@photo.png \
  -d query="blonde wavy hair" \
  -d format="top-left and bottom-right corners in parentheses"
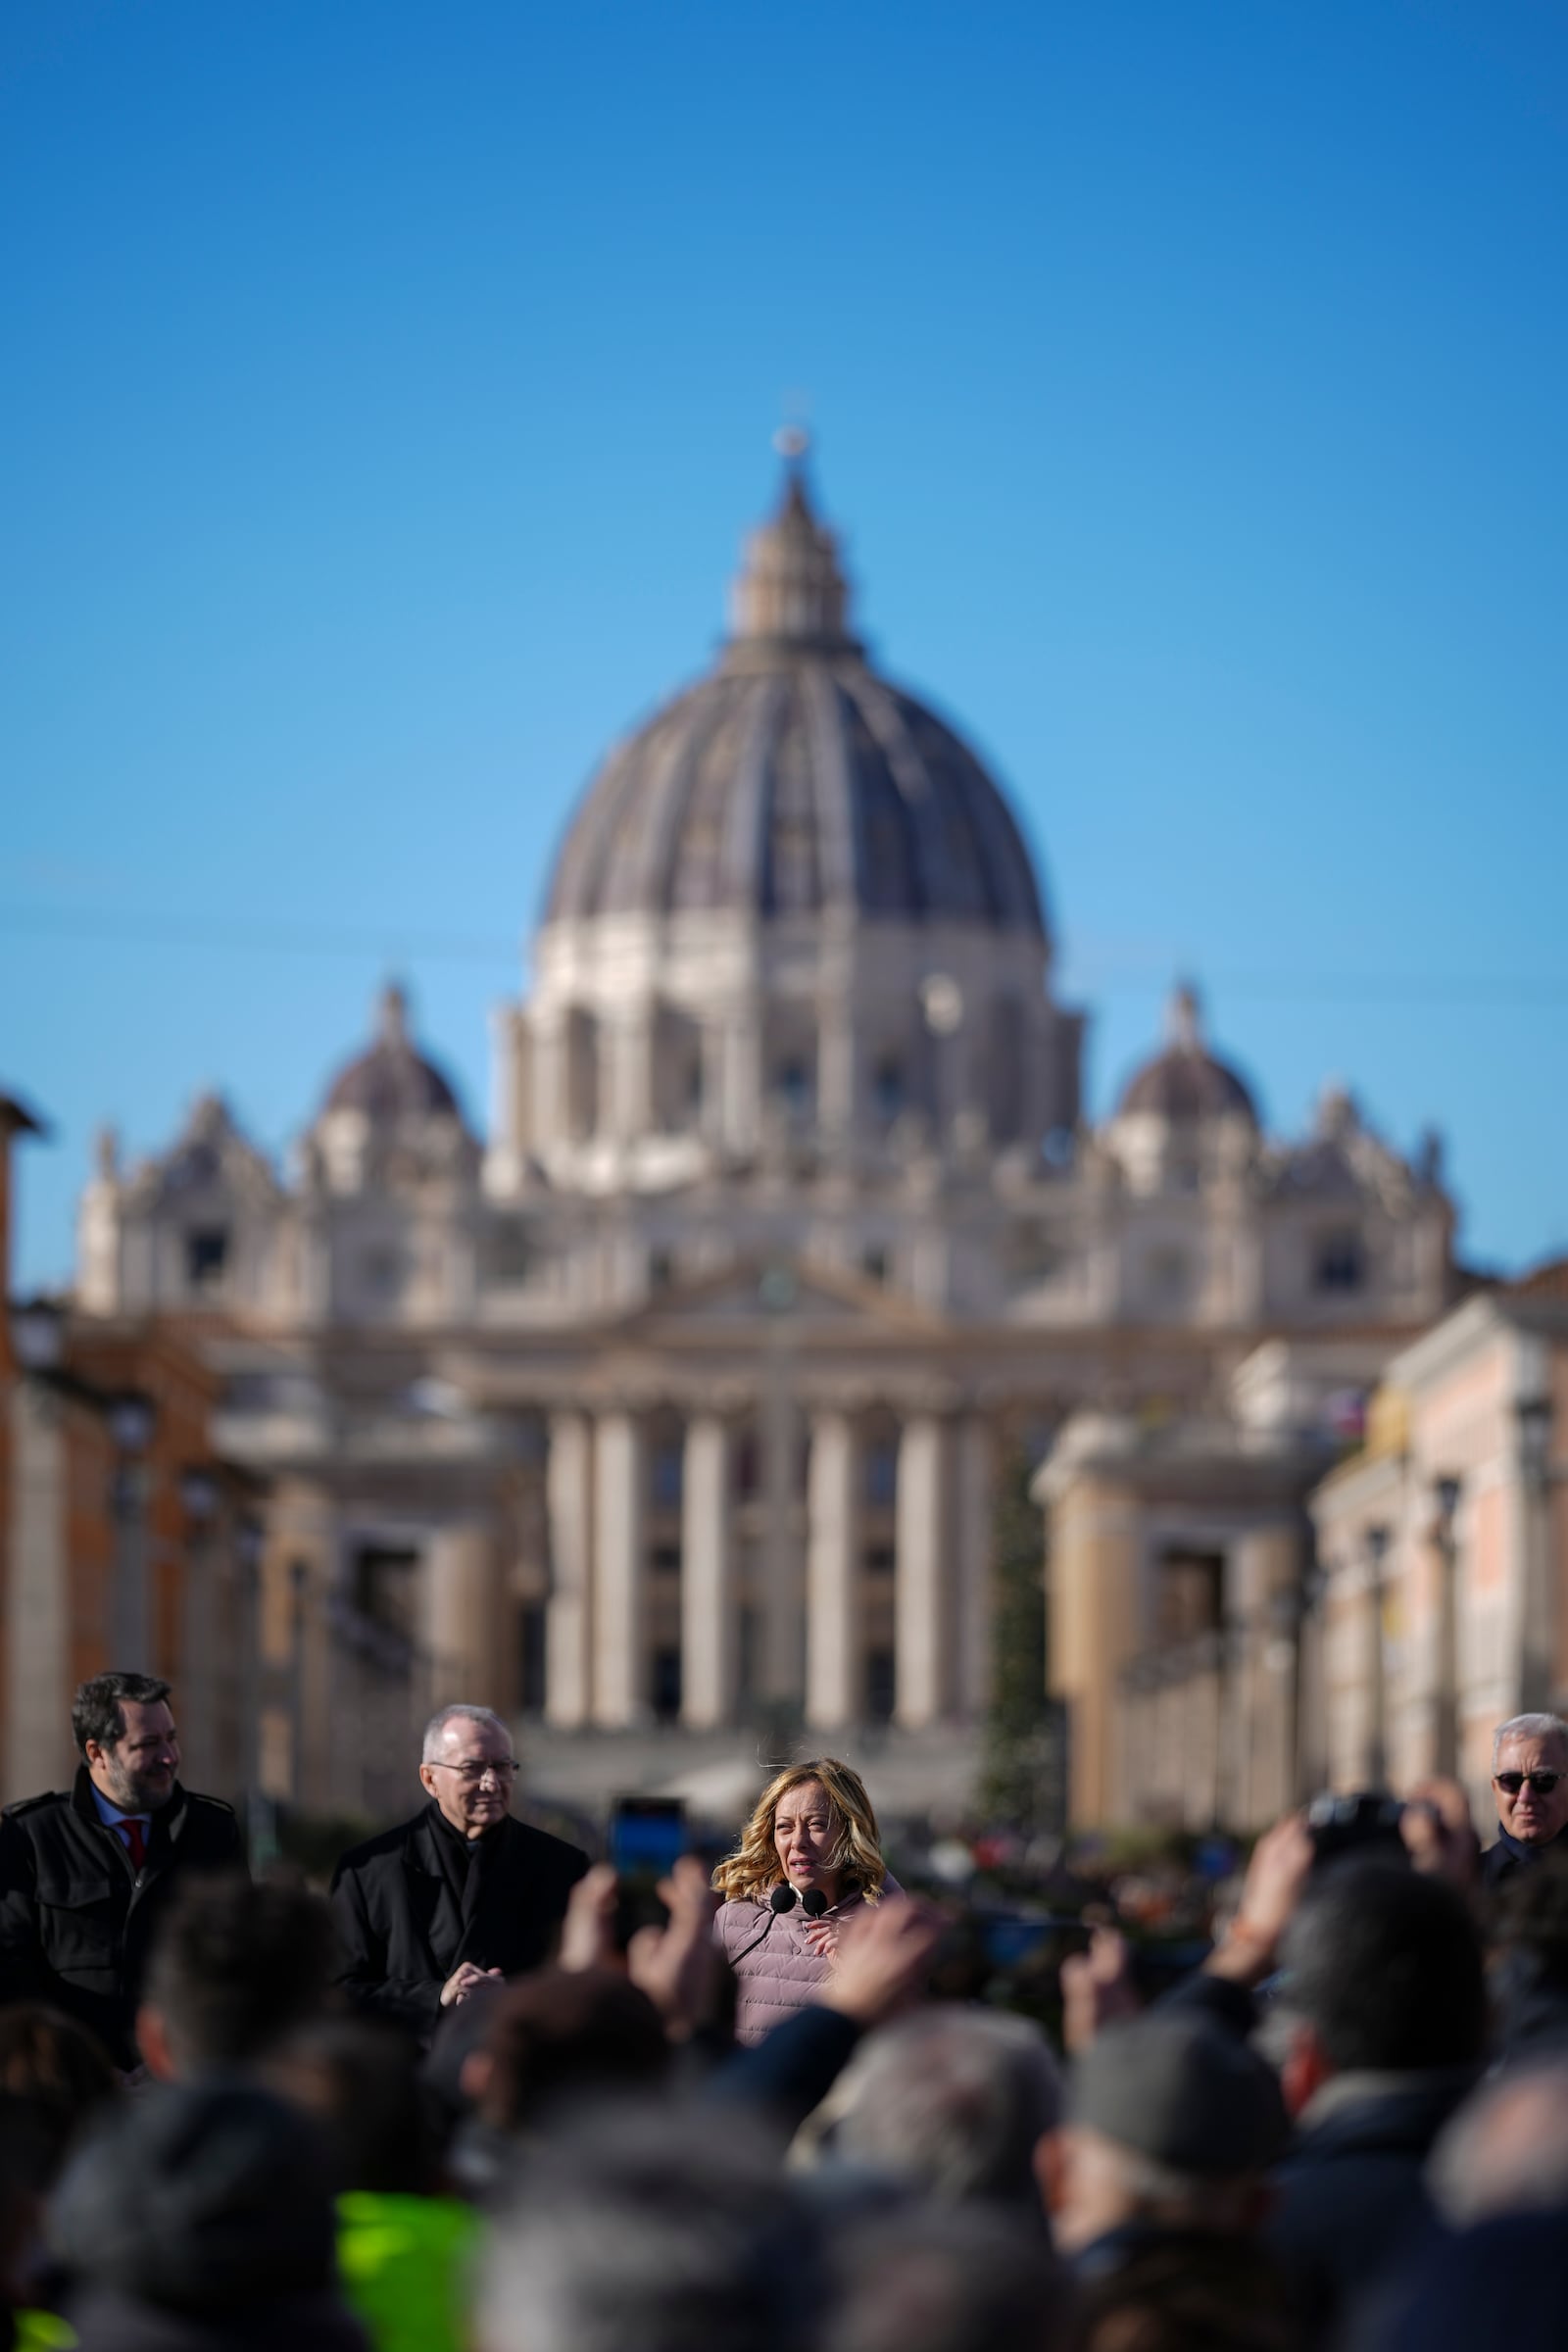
top-left (711, 1757), bottom-right (886, 1905)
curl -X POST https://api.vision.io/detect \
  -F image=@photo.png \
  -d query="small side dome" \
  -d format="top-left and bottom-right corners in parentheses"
top-left (1117, 985), bottom-right (1258, 1123)
top-left (321, 985), bottom-right (465, 1124)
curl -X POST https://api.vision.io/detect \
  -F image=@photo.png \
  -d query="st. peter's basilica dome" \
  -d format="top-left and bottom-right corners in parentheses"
top-left (542, 454), bottom-right (1047, 939)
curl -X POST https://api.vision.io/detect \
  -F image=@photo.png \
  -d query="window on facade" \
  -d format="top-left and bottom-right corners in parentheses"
top-left (775, 1059), bottom-right (813, 1118)
top-left (184, 1228), bottom-right (229, 1289)
top-left (1313, 1231), bottom-right (1366, 1293)
top-left (734, 1434), bottom-right (760, 1500)
top-left (1146, 1247), bottom-right (1190, 1306)
top-left (863, 1543), bottom-right (896, 1576)
top-left (651, 1543), bottom-right (682, 1579)
top-left (989, 996), bottom-right (1025, 1144)
top-left (1010, 1223), bottom-right (1061, 1285)
top-left (361, 1244), bottom-right (404, 1298)
top-left (518, 1604), bottom-right (547, 1712)
top-left (566, 1008), bottom-right (600, 1141)
top-left (865, 1648), bottom-right (896, 1722)
top-left (872, 1058), bottom-right (906, 1123)
top-left (652, 1446), bottom-right (683, 1509)
top-left (652, 1646), bottom-right (682, 1721)
top-left (352, 1545), bottom-right (420, 1644)
top-left (864, 1443), bottom-right (898, 1510)
top-left (737, 1604), bottom-right (759, 1702)
top-left (1155, 1550), bottom-right (1225, 1643)
top-left (860, 1244), bottom-right (890, 1286)
top-left (488, 1217), bottom-right (533, 1286)
top-left (649, 1249), bottom-right (676, 1294)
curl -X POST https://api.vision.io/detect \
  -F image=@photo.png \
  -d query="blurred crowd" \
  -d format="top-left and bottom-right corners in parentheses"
top-left (0, 1680), bottom-right (1567, 2351)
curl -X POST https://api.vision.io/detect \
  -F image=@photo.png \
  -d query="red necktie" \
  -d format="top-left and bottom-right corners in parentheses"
top-left (123, 1819), bottom-right (148, 1872)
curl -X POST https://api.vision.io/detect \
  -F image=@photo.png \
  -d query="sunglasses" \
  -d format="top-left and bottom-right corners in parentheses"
top-left (1495, 1772), bottom-right (1565, 1796)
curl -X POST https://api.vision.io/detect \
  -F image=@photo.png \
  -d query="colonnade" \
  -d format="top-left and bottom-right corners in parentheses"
top-left (542, 1401), bottom-right (995, 1732)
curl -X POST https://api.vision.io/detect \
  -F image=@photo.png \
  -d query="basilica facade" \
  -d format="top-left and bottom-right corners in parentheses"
top-left (73, 455), bottom-right (1457, 1825)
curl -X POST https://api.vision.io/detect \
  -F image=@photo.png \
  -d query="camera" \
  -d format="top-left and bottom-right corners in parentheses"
top-left (1306, 1790), bottom-right (1407, 1867)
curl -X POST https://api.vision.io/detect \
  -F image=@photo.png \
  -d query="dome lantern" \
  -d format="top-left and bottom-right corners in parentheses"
top-left (727, 435), bottom-right (858, 653)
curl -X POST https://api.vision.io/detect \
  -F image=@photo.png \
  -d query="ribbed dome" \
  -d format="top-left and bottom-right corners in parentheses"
top-left (321, 986), bottom-right (464, 1123)
top-left (1117, 986), bottom-right (1258, 1123)
top-left (542, 457), bottom-right (1047, 937)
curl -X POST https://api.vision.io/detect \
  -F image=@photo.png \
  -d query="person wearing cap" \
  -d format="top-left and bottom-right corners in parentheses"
top-left (1481, 1713), bottom-right (1568, 1888)
top-left (1038, 2009), bottom-right (1288, 2277)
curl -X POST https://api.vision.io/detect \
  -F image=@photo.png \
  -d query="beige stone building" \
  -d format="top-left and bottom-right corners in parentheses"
top-left (70, 452), bottom-right (1460, 1825)
top-left (1307, 1262), bottom-right (1568, 1833)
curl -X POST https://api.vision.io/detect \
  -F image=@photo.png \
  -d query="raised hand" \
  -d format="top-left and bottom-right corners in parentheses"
top-left (558, 1861), bottom-right (619, 1973)
top-left (1060, 1925), bottom-right (1139, 2052)
top-left (625, 1854), bottom-right (719, 2039)
top-left (1203, 1809), bottom-right (1316, 1986)
top-left (819, 1894), bottom-right (945, 2028)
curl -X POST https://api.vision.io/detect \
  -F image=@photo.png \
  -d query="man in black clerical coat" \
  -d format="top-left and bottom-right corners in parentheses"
top-left (330, 1704), bottom-right (589, 2043)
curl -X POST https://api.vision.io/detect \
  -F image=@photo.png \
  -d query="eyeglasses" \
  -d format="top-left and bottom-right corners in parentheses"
top-left (428, 1759), bottom-right (518, 1787)
top-left (1495, 1772), bottom-right (1564, 1796)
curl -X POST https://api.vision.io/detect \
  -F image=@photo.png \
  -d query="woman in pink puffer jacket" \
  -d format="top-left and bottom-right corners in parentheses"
top-left (711, 1757), bottom-right (896, 2046)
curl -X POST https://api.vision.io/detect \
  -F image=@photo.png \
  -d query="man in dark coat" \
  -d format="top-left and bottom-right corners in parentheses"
top-left (330, 1704), bottom-right (589, 2045)
top-left (1167, 1817), bottom-right (1486, 2346)
top-left (1255, 1856), bottom-right (1483, 2346)
top-left (1480, 1712), bottom-right (1568, 1889)
top-left (0, 1671), bottom-right (246, 2071)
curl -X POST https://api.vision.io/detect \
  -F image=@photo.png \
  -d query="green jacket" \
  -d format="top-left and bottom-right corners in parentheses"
top-left (336, 2191), bottom-right (484, 2352)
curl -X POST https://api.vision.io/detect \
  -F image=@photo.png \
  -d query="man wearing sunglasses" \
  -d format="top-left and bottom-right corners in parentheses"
top-left (1482, 1713), bottom-right (1568, 1888)
top-left (330, 1703), bottom-right (588, 2043)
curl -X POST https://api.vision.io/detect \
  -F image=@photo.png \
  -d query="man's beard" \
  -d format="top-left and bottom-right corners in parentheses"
top-left (102, 1758), bottom-right (175, 1813)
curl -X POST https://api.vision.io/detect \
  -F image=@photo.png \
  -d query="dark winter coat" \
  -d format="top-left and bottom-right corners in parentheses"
top-left (330, 1803), bottom-right (589, 2043)
top-left (0, 1770), bottom-right (245, 2070)
top-left (1480, 1828), bottom-right (1567, 1890)
top-left (1266, 2068), bottom-right (1478, 2344)
top-left (51, 2080), bottom-right (368, 2352)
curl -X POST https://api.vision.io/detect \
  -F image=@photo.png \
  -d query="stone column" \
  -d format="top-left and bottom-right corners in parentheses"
top-left (955, 1417), bottom-right (995, 1718)
top-left (259, 1484), bottom-right (336, 1813)
top-left (817, 1004), bottom-right (858, 1144)
top-left (545, 1413), bottom-right (594, 1728)
top-left (1042, 1468), bottom-right (1141, 1829)
top-left (425, 1520), bottom-right (498, 1712)
top-left (1231, 1524), bottom-right (1301, 1828)
top-left (699, 1022), bottom-right (729, 1145)
top-left (681, 1415), bottom-right (735, 1727)
top-left (723, 1004), bottom-right (762, 1154)
top-left (895, 1415), bottom-right (952, 1727)
top-left (1364, 1528), bottom-right (1391, 1786)
top-left (593, 1411), bottom-right (646, 1727)
top-left (807, 1412), bottom-right (860, 1730)
top-left (760, 1348), bottom-right (803, 1702)
top-left (608, 1012), bottom-right (654, 1141)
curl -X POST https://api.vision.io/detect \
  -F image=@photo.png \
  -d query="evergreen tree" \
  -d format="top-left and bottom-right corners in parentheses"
top-left (977, 1441), bottom-right (1061, 1833)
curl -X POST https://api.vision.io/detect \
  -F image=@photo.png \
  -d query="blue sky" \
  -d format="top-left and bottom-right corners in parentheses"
top-left (3, 1), bottom-right (1564, 1284)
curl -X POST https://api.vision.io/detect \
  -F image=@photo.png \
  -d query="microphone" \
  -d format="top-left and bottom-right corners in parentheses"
top-left (801, 1886), bottom-right (828, 1919)
top-left (729, 1881), bottom-right (799, 1967)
